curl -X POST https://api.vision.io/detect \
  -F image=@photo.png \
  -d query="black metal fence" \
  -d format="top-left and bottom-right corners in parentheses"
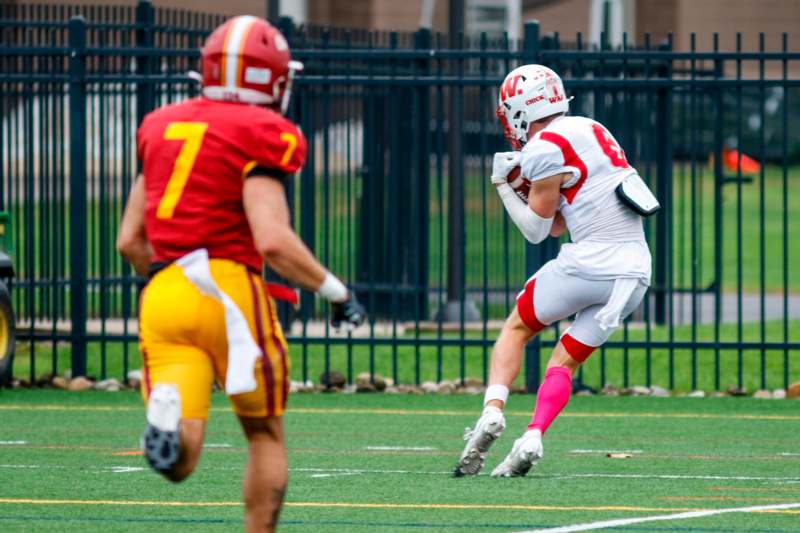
top-left (1, 1), bottom-right (798, 392)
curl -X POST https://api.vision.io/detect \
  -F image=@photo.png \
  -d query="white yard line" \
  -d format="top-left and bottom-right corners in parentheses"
top-left (292, 468), bottom-right (800, 483)
top-left (552, 473), bottom-right (800, 482)
top-left (514, 502), bottom-right (800, 533)
top-left (203, 443), bottom-right (233, 448)
top-left (364, 446), bottom-right (438, 451)
top-left (0, 464), bottom-right (66, 469)
top-left (1, 461), bottom-right (798, 484)
top-left (569, 449), bottom-right (643, 454)
top-left (0, 441), bottom-right (27, 445)
top-left (291, 467), bottom-right (450, 476)
top-left (106, 466), bottom-right (145, 474)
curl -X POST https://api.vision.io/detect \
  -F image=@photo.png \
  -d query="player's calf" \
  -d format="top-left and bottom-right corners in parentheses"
top-left (239, 416), bottom-right (288, 533)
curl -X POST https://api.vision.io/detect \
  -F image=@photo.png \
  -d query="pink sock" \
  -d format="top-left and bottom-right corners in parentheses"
top-left (528, 367), bottom-right (572, 434)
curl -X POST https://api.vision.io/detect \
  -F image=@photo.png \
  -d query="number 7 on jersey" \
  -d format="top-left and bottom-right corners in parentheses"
top-left (157, 122), bottom-right (209, 219)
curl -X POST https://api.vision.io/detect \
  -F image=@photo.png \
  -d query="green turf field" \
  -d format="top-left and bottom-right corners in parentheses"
top-left (1, 390), bottom-right (799, 532)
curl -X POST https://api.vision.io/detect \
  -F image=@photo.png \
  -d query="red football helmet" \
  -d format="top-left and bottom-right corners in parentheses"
top-left (201, 16), bottom-right (303, 113)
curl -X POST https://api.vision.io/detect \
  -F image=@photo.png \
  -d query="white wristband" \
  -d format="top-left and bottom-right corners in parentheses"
top-left (484, 384), bottom-right (509, 406)
top-left (317, 271), bottom-right (348, 302)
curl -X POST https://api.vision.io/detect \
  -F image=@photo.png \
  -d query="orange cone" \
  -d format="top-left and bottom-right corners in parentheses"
top-left (723, 148), bottom-right (761, 173)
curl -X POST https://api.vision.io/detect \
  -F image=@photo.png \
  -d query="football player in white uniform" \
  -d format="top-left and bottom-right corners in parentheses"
top-left (454, 65), bottom-right (656, 477)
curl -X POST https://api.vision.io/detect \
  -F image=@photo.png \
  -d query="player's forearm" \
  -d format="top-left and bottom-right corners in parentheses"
top-left (260, 229), bottom-right (332, 294)
top-left (244, 178), bottom-right (348, 301)
top-left (118, 174), bottom-right (151, 276)
top-left (496, 184), bottom-right (553, 244)
top-left (119, 237), bottom-right (152, 277)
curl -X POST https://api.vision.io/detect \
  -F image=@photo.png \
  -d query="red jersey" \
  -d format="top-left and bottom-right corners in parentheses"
top-left (137, 97), bottom-right (307, 272)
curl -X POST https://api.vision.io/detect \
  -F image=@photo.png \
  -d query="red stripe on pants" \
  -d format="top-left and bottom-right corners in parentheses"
top-left (248, 274), bottom-right (275, 417)
top-left (516, 277), bottom-right (545, 333)
top-left (140, 346), bottom-right (152, 397)
top-left (561, 333), bottom-right (596, 363)
top-left (262, 281), bottom-right (289, 412)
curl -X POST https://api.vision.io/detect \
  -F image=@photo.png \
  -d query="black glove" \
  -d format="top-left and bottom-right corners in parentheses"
top-left (331, 293), bottom-right (366, 331)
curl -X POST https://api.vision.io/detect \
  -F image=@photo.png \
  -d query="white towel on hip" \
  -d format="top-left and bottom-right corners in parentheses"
top-left (175, 249), bottom-right (262, 395)
top-left (593, 277), bottom-right (643, 331)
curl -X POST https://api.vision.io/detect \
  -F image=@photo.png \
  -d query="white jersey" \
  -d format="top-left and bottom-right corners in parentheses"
top-left (519, 115), bottom-right (651, 284)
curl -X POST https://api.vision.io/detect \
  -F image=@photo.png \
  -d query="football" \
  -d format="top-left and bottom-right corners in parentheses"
top-left (507, 165), bottom-right (530, 202)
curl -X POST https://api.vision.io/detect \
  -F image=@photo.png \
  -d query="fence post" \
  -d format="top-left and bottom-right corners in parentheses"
top-left (136, 0), bottom-right (155, 125)
top-left (712, 53), bottom-right (723, 389)
top-left (271, 16), bottom-right (295, 330)
top-left (68, 16), bottom-right (88, 377)
top-left (267, 0), bottom-right (280, 23)
top-left (654, 37), bottom-right (673, 324)
top-left (293, 21), bottom-right (316, 323)
top-left (439, 0), bottom-right (479, 322)
top-left (522, 20), bottom-right (541, 392)
top-left (414, 27), bottom-right (432, 321)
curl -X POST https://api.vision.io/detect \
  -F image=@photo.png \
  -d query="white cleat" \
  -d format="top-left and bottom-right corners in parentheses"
top-left (142, 384), bottom-right (182, 474)
top-left (491, 429), bottom-right (543, 477)
top-left (453, 406), bottom-right (506, 477)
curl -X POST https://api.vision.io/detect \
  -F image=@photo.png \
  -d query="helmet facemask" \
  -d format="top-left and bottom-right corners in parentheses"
top-left (279, 60), bottom-right (304, 114)
top-left (496, 103), bottom-right (526, 150)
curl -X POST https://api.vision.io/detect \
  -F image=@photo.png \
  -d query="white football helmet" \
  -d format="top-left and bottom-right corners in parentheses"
top-left (496, 64), bottom-right (570, 149)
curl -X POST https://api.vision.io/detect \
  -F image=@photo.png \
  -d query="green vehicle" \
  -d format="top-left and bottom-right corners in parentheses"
top-left (0, 212), bottom-right (16, 386)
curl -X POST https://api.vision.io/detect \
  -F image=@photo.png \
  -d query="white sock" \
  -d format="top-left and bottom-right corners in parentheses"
top-left (525, 428), bottom-right (542, 439)
top-left (483, 384), bottom-right (509, 407)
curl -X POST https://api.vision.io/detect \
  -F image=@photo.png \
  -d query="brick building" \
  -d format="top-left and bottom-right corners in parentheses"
top-left (10, 0), bottom-right (799, 52)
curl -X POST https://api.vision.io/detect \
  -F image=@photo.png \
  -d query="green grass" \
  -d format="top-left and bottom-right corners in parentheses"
top-left (0, 391), bottom-right (799, 531)
top-left (12, 319), bottom-right (800, 392)
top-left (671, 164), bottom-right (800, 292)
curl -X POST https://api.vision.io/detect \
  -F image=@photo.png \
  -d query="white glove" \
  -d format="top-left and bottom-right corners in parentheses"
top-left (491, 151), bottom-right (521, 185)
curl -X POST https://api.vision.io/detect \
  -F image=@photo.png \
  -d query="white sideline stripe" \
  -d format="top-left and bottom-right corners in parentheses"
top-left (514, 502), bottom-right (800, 533)
top-left (203, 443), bottom-right (233, 449)
top-left (310, 473), bottom-right (359, 478)
top-left (0, 441), bottom-right (27, 445)
top-left (364, 446), bottom-right (438, 451)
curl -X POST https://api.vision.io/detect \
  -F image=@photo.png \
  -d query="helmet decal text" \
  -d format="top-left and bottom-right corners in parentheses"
top-left (499, 75), bottom-right (523, 102)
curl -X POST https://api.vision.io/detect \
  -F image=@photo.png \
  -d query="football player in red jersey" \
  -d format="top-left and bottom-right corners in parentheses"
top-left (117, 16), bottom-right (364, 531)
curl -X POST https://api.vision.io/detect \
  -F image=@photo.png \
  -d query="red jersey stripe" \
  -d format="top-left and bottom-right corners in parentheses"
top-left (539, 131), bottom-right (588, 204)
